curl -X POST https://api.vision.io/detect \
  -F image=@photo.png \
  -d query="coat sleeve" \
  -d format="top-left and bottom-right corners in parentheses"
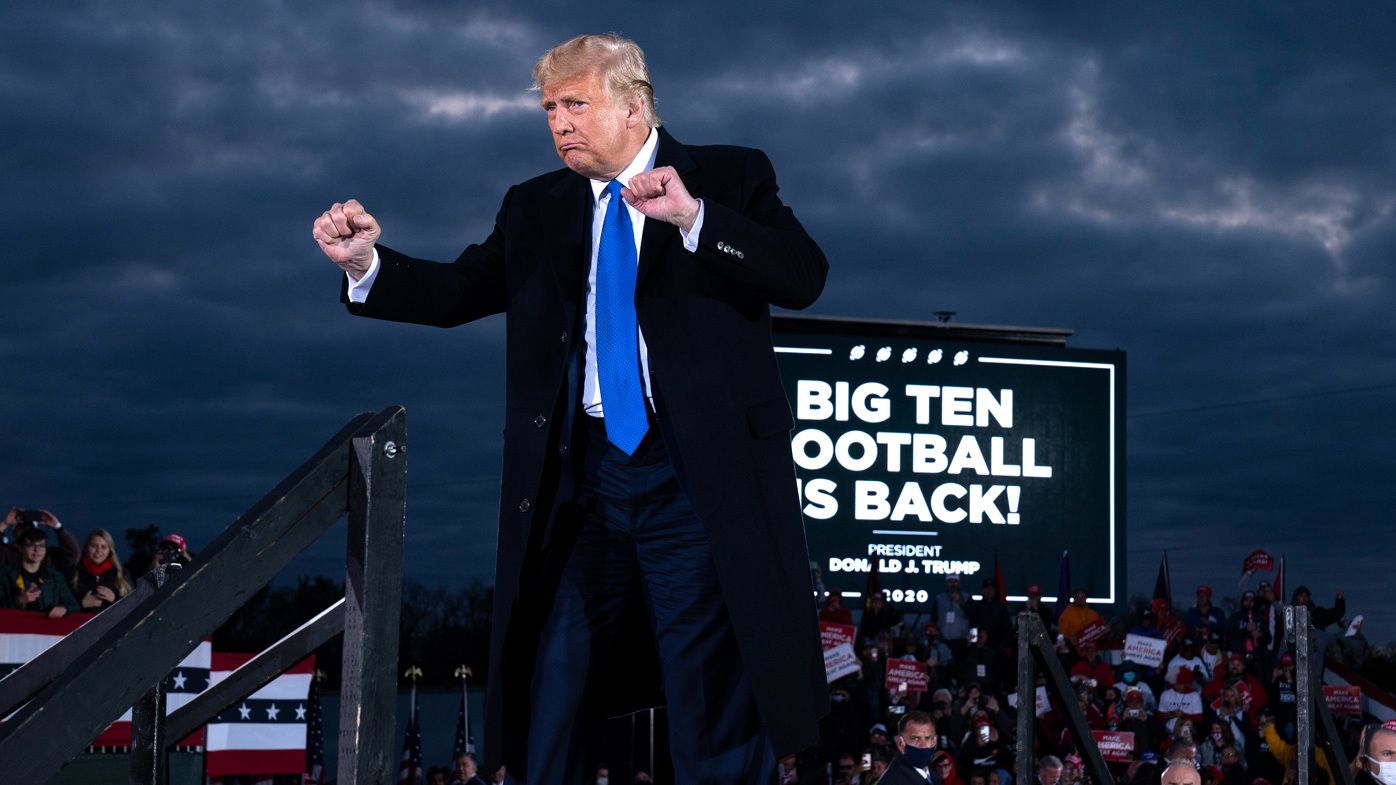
top-left (342, 188), bottom-right (514, 328)
top-left (53, 525), bottom-right (79, 572)
top-left (691, 149), bottom-right (828, 311)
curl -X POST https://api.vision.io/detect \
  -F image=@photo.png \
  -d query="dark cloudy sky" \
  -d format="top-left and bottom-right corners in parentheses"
top-left (3, 2), bottom-right (1392, 642)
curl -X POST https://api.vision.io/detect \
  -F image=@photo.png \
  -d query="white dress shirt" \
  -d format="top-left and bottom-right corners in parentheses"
top-left (346, 126), bottom-right (705, 417)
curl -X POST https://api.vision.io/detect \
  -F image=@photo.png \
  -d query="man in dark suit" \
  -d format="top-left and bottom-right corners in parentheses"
top-left (313, 34), bottom-right (828, 785)
top-left (878, 711), bottom-right (941, 785)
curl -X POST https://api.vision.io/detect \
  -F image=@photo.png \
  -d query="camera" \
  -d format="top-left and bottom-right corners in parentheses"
top-left (16, 509), bottom-right (43, 523)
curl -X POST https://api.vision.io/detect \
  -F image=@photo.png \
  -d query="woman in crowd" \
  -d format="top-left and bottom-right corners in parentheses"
top-left (69, 528), bottom-right (131, 611)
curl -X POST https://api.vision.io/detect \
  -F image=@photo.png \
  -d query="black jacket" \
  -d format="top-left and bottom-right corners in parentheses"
top-left (346, 127), bottom-right (830, 769)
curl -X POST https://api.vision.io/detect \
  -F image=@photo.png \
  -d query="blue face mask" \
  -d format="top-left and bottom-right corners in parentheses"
top-left (902, 743), bottom-right (936, 769)
top-left (1122, 671), bottom-right (1138, 684)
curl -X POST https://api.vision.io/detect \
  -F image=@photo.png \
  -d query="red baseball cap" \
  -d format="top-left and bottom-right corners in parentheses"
top-left (1229, 652), bottom-right (1244, 663)
top-left (1197, 585), bottom-right (1212, 595)
top-left (1027, 584), bottom-right (1043, 595)
top-left (161, 533), bottom-right (186, 550)
top-left (1175, 668), bottom-right (1195, 684)
top-left (1280, 654), bottom-right (1293, 665)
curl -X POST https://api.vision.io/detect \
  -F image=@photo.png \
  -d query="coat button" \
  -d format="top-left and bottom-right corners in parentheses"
top-left (736, 251), bottom-right (745, 259)
top-left (534, 414), bottom-right (547, 428)
top-left (559, 444), bottom-right (569, 455)
top-left (560, 330), bottom-right (568, 343)
top-left (519, 499), bottom-right (531, 512)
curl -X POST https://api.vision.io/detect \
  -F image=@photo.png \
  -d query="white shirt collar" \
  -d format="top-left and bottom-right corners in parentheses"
top-left (589, 126), bottom-right (660, 203)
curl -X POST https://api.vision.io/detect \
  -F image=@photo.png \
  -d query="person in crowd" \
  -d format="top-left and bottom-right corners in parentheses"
top-left (868, 757), bottom-right (890, 784)
top-left (967, 771), bottom-right (989, 785)
top-left (1265, 654), bottom-right (1297, 729)
top-left (1, 525), bottom-right (80, 617)
top-left (1203, 767), bottom-right (1225, 785)
top-left (869, 724), bottom-right (896, 763)
top-left (1166, 637), bottom-right (1206, 686)
top-left (1162, 761), bottom-right (1203, 785)
top-left (428, 767), bottom-right (449, 785)
top-left (451, 753), bottom-right (488, 785)
top-left (933, 751), bottom-right (963, 785)
top-left (1204, 653), bottom-right (1269, 712)
top-left (1059, 755), bottom-right (1082, 785)
top-left (1116, 663), bottom-right (1157, 711)
top-left (1198, 630), bottom-right (1225, 682)
top-left (1326, 615), bottom-right (1369, 670)
top-left (1017, 584), bottom-right (1050, 622)
top-left (1228, 592), bottom-right (1269, 657)
top-left (1354, 720), bottom-right (1396, 785)
top-left (1069, 640), bottom-right (1114, 690)
top-left (989, 768), bottom-right (1013, 785)
top-left (921, 622), bottom-right (956, 684)
top-left (1260, 712), bottom-right (1334, 785)
top-left (1155, 598), bottom-right (1189, 650)
top-left (1200, 718), bottom-right (1240, 767)
top-left (1127, 753), bottom-right (1163, 785)
top-left (1038, 756), bottom-right (1063, 785)
top-left (1291, 586), bottom-right (1345, 630)
top-left (592, 764), bottom-right (611, 785)
top-left (934, 576), bottom-right (972, 661)
top-left (835, 753), bottom-right (861, 785)
top-left (632, 769), bottom-right (652, 784)
top-left (1213, 683), bottom-right (1254, 736)
top-left (958, 628), bottom-right (1002, 695)
top-left (957, 716), bottom-right (1007, 773)
top-left (69, 528), bottom-right (131, 611)
top-left (1169, 737), bottom-right (1200, 768)
top-left (970, 579), bottom-right (1013, 652)
top-left (1158, 667), bottom-right (1204, 733)
top-left (1056, 589), bottom-right (1100, 653)
top-left (1129, 607), bottom-right (1162, 639)
top-left (149, 532), bottom-right (193, 571)
top-left (1185, 586), bottom-right (1228, 639)
top-left (1, 507), bottom-right (79, 570)
top-left (1218, 745), bottom-right (1249, 785)
top-left (862, 593), bottom-right (903, 642)
top-left (823, 590), bottom-right (854, 625)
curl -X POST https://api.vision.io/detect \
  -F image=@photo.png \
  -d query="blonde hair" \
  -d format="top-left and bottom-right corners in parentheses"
top-left (532, 34), bottom-right (661, 128)
top-left (73, 528), bottom-right (132, 599)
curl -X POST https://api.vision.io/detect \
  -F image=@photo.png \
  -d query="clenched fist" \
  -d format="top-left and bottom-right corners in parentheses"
top-left (621, 166), bottom-right (700, 232)
top-left (313, 199), bottom-right (380, 280)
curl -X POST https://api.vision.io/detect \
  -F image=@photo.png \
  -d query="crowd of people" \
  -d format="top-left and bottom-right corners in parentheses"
top-left (0, 506), bottom-right (191, 617)
top-left (797, 573), bottom-right (1382, 785)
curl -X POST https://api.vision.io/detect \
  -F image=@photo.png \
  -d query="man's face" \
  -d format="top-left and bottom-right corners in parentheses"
top-left (1228, 658), bottom-right (1244, 676)
top-left (455, 755), bottom-right (476, 779)
top-left (1220, 748), bottom-right (1240, 769)
top-left (1368, 729), bottom-right (1396, 771)
top-left (1073, 590), bottom-right (1087, 607)
top-left (540, 70), bottom-right (645, 181)
top-left (933, 756), bottom-right (954, 780)
top-left (1242, 595), bottom-right (1254, 609)
top-left (1041, 766), bottom-right (1063, 785)
top-left (947, 579), bottom-right (960, 593)
top-left (839, 757), bottom-right (858, 780)
top-left (19, 537), bottom-right (46, 566)
top-left (1296, 591), bottom-right (1310, 605)
top-left (1062, 762), bottom-right (1080, 783)
top-left (1197, 592), bottom-right (1209, 607)
top-left (897, 721), bottom-right (937, 754)
top-left (429, 773), bottom-right (447, 785)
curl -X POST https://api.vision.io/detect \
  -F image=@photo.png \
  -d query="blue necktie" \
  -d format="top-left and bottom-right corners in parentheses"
top-left (595, 180), bottom-right (648, 454)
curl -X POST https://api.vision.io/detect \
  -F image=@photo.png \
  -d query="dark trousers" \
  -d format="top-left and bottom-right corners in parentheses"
top-left (522, 417), bottom-right (774, 785)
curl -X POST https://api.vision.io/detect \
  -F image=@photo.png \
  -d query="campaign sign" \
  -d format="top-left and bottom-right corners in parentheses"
top-left (774, 316), bottom-right (1126, 613)
top-left (1092, 730), bottom-right (1136, 762)
top-left (885, 658), bottom-right (930, 692)
top-left (1323, 685), bottom-right (1362, 715)
top-left (1243, 549), bottom-right (1274, 575)
top-left (821, 622), bottom-right (857, 651)
top-left (825, 642), bottom-right (862, 682)
top-left (1123, 634), bottom-right (1168, 668)
top-left (1077, 617), bottom-right (1110, 647)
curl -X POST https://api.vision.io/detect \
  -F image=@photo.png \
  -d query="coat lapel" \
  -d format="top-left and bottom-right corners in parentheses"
top-left (543, 170), bottom-right (590, 324)
top-left (636, 128), bottom-right (697, 292)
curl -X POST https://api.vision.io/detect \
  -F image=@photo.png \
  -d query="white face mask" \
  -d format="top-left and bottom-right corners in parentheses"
top-left (1365, 756), bottom-right (1396, 785)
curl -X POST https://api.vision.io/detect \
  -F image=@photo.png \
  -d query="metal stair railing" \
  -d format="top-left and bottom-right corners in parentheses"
top-left (0, 406), bottom-right (407, 785)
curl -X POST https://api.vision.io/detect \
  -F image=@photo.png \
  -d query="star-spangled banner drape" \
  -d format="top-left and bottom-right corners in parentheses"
top-left (204, 652), bottom-right (315, 776)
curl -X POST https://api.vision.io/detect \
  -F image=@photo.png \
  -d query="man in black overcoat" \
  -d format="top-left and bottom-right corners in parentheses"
top-left (878, 711), bottom-right (942, 785)
top-left (313, 34), bottom-right (829, 785)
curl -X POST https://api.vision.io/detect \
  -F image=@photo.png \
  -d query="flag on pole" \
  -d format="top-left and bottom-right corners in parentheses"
top-left (453, 692), bottom-right (475, 757)
top-left (864, 555), bottom-right (882, 611)
top-left (303, 675), bottom-right (325, 785)
top-left (992, 553), bottom-right (1007, 605)
top-left (1153, 550), bottom-right (1172, 608)
top-left (1054, 550), bottom-right (1070, 620)
top-left (397, 691), bottom-right (424, 785)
